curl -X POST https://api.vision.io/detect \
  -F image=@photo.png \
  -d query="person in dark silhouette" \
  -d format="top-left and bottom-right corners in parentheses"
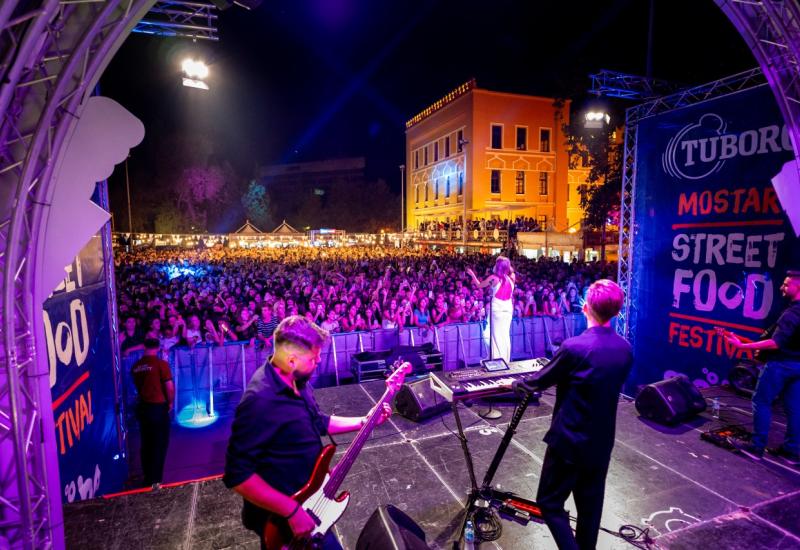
top-left (515, 279), bottom-right (633, 550)
top-left (721, 270), bottom-right (800, 465)
top-left (131, 338), bottom-right (174, 488)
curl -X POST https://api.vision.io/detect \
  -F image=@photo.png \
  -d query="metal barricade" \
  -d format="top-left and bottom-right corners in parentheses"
top-left (120, 316), bottom-right (588, 420)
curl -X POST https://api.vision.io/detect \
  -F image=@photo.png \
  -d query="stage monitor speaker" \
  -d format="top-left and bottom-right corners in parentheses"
top-left (729, 361), bottom-right (761, 396)
top-left (356, 505), bottom-right (431, 550)
top-left (635, 374), bottom-right (706, 425)
top-left (394, 376), bottom-right (449, 422)
top-left (388, 345), bottom-right (432, 375)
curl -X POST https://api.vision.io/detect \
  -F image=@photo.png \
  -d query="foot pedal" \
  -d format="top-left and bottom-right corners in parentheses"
top-left (700, 425), bottom-right (751, 450)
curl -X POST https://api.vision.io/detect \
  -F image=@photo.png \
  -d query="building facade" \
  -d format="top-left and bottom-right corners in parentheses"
top-left (406, 80), bottom-right (589, 233)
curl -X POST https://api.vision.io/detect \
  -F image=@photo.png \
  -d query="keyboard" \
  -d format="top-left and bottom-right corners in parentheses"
top-left (429, 357), bottom-right (549, 402)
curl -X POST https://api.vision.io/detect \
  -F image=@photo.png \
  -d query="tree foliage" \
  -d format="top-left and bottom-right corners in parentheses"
top-left (241, 180), bottom-right (273, 229)
top-left (563, 116), bottom-right (623, 231)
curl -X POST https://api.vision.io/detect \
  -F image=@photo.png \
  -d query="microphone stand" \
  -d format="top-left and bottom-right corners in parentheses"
top-left (479, 285), bottom-right (503, 420)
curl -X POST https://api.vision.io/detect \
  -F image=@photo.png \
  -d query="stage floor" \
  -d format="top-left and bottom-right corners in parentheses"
top-left (65, 381), bottom-right (800, 549)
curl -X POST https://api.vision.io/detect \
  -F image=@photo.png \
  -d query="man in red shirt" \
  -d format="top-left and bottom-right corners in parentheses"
top-left (131, 338), bottom-right (174, 488)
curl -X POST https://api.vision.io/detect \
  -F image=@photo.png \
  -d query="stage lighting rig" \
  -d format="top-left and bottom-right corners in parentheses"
top-left (182, 59), bottom-right (210, 90)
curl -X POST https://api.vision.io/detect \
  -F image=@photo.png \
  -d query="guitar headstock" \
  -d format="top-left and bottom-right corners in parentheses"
top-left (385, 360), bottom-right (412, 393)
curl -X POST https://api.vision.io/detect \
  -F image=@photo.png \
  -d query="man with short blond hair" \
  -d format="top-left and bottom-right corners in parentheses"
top-left (515, 279), bottom-right (633, 550)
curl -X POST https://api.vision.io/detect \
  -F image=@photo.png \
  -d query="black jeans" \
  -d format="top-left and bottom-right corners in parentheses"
top-left (136, 402), bottom-right (171, 486)
top-left (536, 446), bottom-right (609, 550)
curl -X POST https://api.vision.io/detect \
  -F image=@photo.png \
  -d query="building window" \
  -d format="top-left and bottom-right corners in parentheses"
top-left (566, 184), bottom-right (570, 201)
top-left (515, 171), bottom-right (525, 194)
top-left (415, 185), bottom-right (420, 204)
top-left (414, 150), bottom-right (419, 169)
top-left (538, 215), bottom-right (547, 228)
top-left (457, 130), bottom-right (464, 152)
top-left (425, 181), bottom-right (429, 201)
top-left (458, 172), bottom-right (463, 195)
top-left (516, 127), bottom-right (527, 150)
top-left (539, 172), bottom-right (549, 195)
top-left (491, 125), bottom-right (503, 149)
top-left (491, 170), bottom-right (501, 194)
top-left (445, 136), bottom-right (450, 157)
top-left (424, 147), bottom-right (428, 165)
top-left (445, 176), bottom-right (450, 196)
top-left (434, 142), bottom-right (439, 162)
top-left (540, 128), bottom-right (551, 152)
top-left (434, 178), bottom-right (439, 199)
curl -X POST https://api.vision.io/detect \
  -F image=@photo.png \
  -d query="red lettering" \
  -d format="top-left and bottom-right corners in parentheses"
top-left (678, 193), bottom-right (698, 216)
top-left (764, 187), bottom-right (781, 214)
top-left (712, 189), bottom-right (728, 214)
top-left (699, 191), bottom-right (713, 215)
top-left (742, 187), bottom-right (760, 214)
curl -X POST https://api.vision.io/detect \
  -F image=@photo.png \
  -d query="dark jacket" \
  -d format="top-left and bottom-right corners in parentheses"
top-left (520, 325), bottom-right (633, 466)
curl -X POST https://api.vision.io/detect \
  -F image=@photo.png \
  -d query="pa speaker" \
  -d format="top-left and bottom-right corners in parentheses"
top-left (729, 361), bottom-right (761, 396)
top-left (635, 374), bottom-right (706, 425)
top-left (356, 505), bottom-right (431, 550)
top-left (394, 376), bottom-right (449, 422)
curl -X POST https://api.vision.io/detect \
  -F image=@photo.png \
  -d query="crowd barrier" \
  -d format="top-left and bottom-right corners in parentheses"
top-left (122, 314), bottom-right (589, 418)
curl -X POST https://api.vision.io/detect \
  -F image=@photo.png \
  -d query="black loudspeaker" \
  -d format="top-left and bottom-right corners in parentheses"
top-left (388, 343), bottom-right (443, 374)
top-left (729, 361), bottom-right (761, 396)
top-left (356, 505), bottom-right (431, 550)
top-left (635, 374), bottom-right (707, 425)
top-left (394, 376), bottom-right (450, 422)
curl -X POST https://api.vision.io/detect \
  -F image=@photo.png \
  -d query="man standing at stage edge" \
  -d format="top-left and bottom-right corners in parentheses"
top-left (514, 280), bottom-right (633, 550)
top-left (223, 315), bottom-right (392, 549)
top-left (131, 337), bottom-right (174, 488)
top-left (721, 270), bottom-right (800, 465)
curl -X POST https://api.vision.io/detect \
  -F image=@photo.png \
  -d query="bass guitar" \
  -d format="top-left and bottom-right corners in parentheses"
top-left (263, 360), bottom-right (412, 549)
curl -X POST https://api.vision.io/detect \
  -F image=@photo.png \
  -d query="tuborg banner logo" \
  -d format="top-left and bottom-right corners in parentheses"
top-left (661, 113), bottom-right (792, 180)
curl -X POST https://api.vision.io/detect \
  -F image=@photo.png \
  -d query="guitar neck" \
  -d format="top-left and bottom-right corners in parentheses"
top-left (323, 389), bottom-right (393, 498)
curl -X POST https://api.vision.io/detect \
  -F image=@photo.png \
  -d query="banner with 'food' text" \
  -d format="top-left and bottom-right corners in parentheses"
top-left (629, 84), bottom-right (800, 391)
top-left (44, 185), bottom-right (126, 502)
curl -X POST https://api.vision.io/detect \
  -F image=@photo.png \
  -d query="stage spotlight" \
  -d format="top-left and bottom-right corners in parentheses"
top-left (181, 59), bottom-right (209, 90)
top-left (584, 111), bottom-right (610, 129)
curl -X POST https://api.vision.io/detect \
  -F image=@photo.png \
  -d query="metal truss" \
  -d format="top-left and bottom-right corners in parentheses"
top-left (589, 69), bottom-right (684, 100)
top-left (0, 2), bottom-right (157, 548)
top-left (133, 1), bottom-right (220, 41)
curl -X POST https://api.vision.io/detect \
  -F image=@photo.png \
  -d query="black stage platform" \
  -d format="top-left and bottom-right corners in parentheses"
top-left (64, 382), bottom-right (800, 549)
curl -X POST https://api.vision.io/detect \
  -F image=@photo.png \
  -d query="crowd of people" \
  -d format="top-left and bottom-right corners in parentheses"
top-left (417, 216), bottom-right (545, 234)
top-left (115, 245), bottom-right (615, 354)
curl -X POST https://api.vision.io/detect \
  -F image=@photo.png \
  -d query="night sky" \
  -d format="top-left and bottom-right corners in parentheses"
top-left (101, 0), bottom-right (755, 226)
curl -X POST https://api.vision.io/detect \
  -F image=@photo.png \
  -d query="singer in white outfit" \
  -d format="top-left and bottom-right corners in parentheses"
top-left (466, 256), bottom-right (515, 363)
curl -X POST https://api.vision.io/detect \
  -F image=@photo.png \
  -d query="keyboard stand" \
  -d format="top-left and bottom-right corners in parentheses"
top-left (450, 386), bottom-right (541, 547)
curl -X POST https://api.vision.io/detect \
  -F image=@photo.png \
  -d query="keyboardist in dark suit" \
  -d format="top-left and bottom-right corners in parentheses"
top-left (514, 279), bottom-right (633, 550)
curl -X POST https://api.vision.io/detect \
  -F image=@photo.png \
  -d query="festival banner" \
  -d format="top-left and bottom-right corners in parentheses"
top-left (629, 85), bottom-right (800, 390)
top-left (44, 220), bottom-right (126, 502)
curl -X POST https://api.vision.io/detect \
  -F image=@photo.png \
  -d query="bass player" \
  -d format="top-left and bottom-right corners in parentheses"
top-left (223, 316), bottom-right (393, 549)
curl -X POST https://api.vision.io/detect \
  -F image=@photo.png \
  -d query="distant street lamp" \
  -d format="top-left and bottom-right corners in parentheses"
top-left (182, 59), bottom-right (209, 90)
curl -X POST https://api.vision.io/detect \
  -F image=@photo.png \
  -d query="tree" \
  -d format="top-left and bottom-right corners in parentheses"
top-left (174, 165), bottom-right (226, 231)
top-left (241, 180), bottom-right (273, 230)
top-left (564, 112), bottom-right (623, 261)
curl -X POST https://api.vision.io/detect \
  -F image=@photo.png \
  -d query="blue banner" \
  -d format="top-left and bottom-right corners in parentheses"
top-left (629, 85), bottom-right (800, 390)
top-left (45, 229), bottom-right (127, 502)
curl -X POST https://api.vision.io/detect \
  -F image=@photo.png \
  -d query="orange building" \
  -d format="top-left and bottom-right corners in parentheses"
top-left (405, 80), bottom-right (584, 233)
